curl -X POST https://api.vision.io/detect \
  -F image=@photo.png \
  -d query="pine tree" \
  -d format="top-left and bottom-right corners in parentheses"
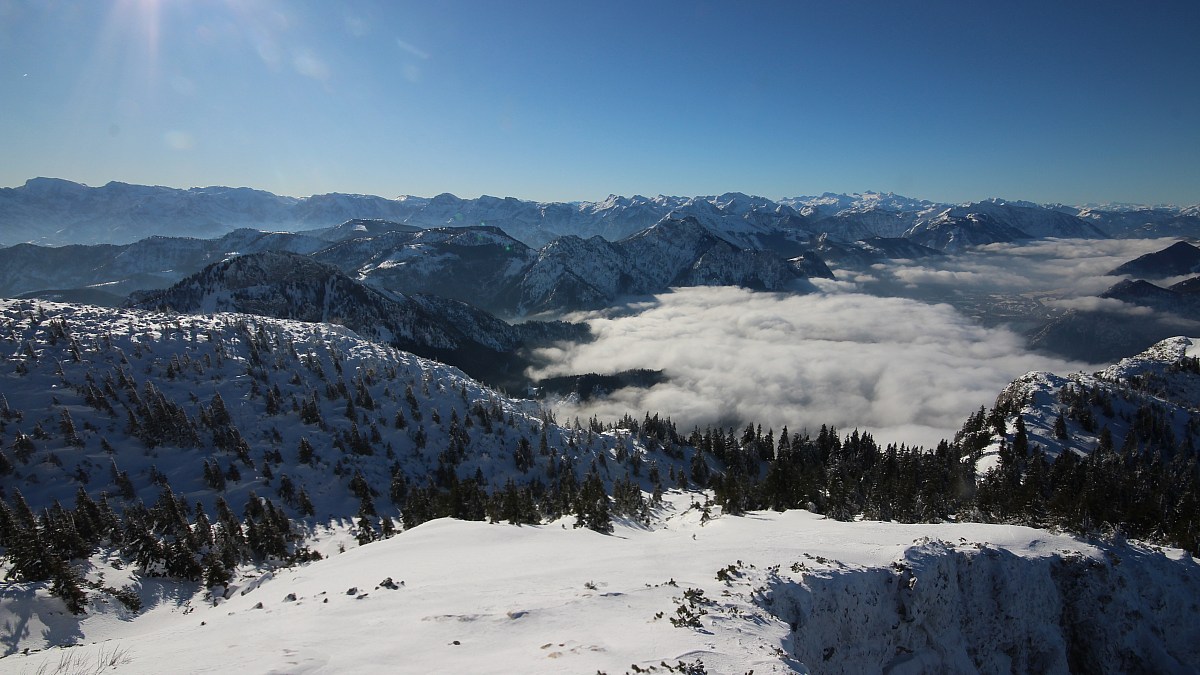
top-left (389, 472), bottom-right (409, 506)
top-left (0, 499), bottom-right (16, 548)
top-left (5, 490), bottom-right (53, 581)
top-left (574, 469), bottom-right (612, 534)
top-left (193, 503), bottom-right (214, 550)
top-left (355, 516), bottom-right (376, 545)
top-left (49, 558), bottom-right (88, 614)
top-left (72, 486), bottom-right (103, 547)
top-left (297, 437), bottom-right (316, 465)
top-left (1054, 411), bottom-right (1069, 441)
top-left (204, 555), bottom-right (233, 589)
top-left (296, 488), bottom-right (316, 517)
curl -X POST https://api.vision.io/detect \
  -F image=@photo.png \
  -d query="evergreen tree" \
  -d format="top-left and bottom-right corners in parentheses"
top-left (193, 503), bottom-right (214, 550)
top-left (296, 488), bottom-right (316, 517)
top-left (5, 490), bottom-right (53, 581)
top-left (49, 558), bottom-right (88, 614)
top-left (204, 555), bottom-right (233, 589)
top-left (574, 469), bottom-right (612, 534)
top-left (355, 516), bottom-right (376, 545)
top-left (1054, 412), bottom-right (1069, 441)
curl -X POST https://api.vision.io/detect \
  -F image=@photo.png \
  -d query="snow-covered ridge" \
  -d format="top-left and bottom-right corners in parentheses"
top-left (0, 215), bottom-right (828, 318)
top-left (4, 177), bottom-right (1198, 250)
top-left (993, 336), bottom-right (1200, 459)
top-left (0, 299), bottom-right (662, 523)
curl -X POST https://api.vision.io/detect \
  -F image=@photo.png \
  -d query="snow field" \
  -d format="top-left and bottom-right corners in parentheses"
top-left (9, 491), bottom-right (1197, 674)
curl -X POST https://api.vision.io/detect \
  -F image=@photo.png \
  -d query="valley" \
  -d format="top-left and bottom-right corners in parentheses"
top-left (1, 184), bottom-right (1199, 674)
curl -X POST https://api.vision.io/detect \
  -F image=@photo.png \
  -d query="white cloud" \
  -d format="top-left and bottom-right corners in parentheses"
top-left (292, 50), bottom-right (330, 82)
top-left (530, 238), bottom-right (1192, 451)
top-left (529, 286), bottom-right (1093, 450)
top-left (396, 39), bottom-right (431, 60)
top-left (871, 237), bottom-right (1178, 299)
top-left (1042, 297), bottom-right (1155, 316)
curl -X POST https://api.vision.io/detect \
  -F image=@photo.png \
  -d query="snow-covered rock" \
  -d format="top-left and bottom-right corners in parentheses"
top-left (993, 336), bottom-right (1200, 458)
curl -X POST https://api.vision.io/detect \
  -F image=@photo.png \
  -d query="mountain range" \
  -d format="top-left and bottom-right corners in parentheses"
top-left (0, 216), bottom-right (830, 319)
top-left (5, 178), bottom-right (1198, 250)
top-left (125, 251), bottom-right (587, 391)
top-left (5, 182), bottom-right (1200, 373)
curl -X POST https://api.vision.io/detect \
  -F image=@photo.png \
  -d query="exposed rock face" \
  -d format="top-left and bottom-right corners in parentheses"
top-left (766, 540), bottom-right (1200, 675)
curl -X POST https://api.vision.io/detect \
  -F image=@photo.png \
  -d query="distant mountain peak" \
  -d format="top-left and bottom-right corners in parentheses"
top-left (1108, 240), bottom-right (1200, 278)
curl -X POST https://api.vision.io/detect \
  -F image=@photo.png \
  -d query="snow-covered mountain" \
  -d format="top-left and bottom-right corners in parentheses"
top-left (6, 178), bottom-right (1196, 252)
top-left (1108, 240), bottom-right (1200, 279)
top-left (1, 216), bottom-right (831, 317)
top-left (932, 199), bottom-right (1107, 239)
top-left (125, 251), bottom-right (586, 389)
top-left (1074, 205), bottom-right (1200, 238)
top-left (333, 216), bottom-right (829, 315)
top-left (781, 191), bottom-right (941, 217)
top-left (809, 235), bottom-right (945, 268)
top-left (904, 212), bottom-right (1033, 252)
top-left (0, 228), bottom-right (329, 301)
top-left (0, 178), bottom-right (298, 246)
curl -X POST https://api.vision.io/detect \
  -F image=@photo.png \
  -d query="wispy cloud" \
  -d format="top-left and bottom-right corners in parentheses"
top-left (292, 50), bottom-right (330, 82)
top-left (1042, 296), bottom-right (1155, 316)
top-left (396, 39), bottom-right (430, 60)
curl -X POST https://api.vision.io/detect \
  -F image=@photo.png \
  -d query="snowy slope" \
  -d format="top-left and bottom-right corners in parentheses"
top-left (992, 336), bottom-right (1200, 459)
top-left (903, 212), bottom-right (1032, 252)
top-left (2, 302), bottom-right (1200, 673)
top-left (0, 299), bottom-right (670, 527)
top-left (3, 495), bottom-right (1198, 674)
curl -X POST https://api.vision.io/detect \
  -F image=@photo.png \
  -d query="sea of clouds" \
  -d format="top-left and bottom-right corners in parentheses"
top-left (529, 237), bottom-right (1187, 448)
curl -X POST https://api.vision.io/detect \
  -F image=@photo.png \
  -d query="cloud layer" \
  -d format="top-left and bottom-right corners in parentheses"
top-left (531, 286), bottom-right (1092, 449)
top-left (530, 238), bottom-right (1195, 450)
top-left (867, 237), bottom-right (1177, 300)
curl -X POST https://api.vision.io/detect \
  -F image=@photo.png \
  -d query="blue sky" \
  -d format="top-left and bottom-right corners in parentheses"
top-left (2, 0), bottom-right (1197, 205)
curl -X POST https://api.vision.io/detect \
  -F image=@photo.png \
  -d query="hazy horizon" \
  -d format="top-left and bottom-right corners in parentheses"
top-left (4, 175), bottom-right (1198, 210)
top-left (2, 1), bottom-right (1197, 205)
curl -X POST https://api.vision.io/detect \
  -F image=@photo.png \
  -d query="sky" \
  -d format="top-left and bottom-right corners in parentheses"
top-left (1, 0), bottom-right (1198, 205)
